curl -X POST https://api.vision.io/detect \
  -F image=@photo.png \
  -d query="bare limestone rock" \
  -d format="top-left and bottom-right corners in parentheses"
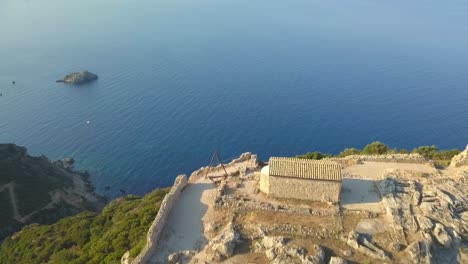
top-left (255, 236), bottom-right (325, 264)
top-left (405, 240), bottom-right (432, 264)
top-left (346, 230), bottom-right (390, 261)
top-left (208, 222), bottom-right (239, 261)
top-left (433, 223), bottom-right (452, 248)
top-left (262, 236), bottom-right (287, 248)
top-left (416, 215), bottom-right (434, 232)
top-left (265, 247), bottom-right (277, 260)
top-left (341, 250), bottom-right (353, 257)
top-left (377, 177), bottom-right (420, 234)
top-left (167, 250), bottom-right (195, 264)
top-left (450, 144), bottom-right (468, 167)
top-left (121, 251), bottom-right (131, 264)
top-left (328, 256), bottom-right (347, 264)
top-left (461, 211), bottom-right (468, 222)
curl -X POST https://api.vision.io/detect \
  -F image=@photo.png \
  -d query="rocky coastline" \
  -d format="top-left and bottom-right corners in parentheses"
top-left (0, 144), bottom-right (106, 241)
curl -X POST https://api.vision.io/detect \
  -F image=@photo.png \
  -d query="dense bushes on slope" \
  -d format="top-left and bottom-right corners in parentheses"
top-left (0, 144), bottom-right (106, 241)
top-left (297, 141), bottom-right (460, 166)
top-left (0, 188), bottom-right (169, 264)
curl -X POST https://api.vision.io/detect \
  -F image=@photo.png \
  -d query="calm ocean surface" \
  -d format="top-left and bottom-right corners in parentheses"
top-left (1, 0), bottom-right (468, 196)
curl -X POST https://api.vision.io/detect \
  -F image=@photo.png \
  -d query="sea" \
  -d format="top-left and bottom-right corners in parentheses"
top-left (1, 0), bottom-right (468, 197)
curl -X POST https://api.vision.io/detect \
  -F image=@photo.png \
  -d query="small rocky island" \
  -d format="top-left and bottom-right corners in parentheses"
top-left (56, 71), bottom-right (98, 84)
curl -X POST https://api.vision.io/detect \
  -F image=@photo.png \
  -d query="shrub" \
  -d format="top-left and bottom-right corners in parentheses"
top-left (0, 188), bottom-right (169, 264)
top-left (362, 141), bottom-right (389, 155)
top-left (337, 148), bottom-right (361, 157)
top-left (296, 151), bottom-right (332, 160)
top-left (412, 145), bottom-right (438, 159)
top-left (398, 148), bottom-right (409, 154)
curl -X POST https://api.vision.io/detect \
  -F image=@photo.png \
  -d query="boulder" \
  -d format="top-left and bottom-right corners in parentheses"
top-left (255, 236), bottom-right (324, 264)
top-left (121, 251), bottom-right (131, 264)
top-left (450, 145), bottom-right (468, 167)
top-left (208, 223), bottom-right (239, 261)
top-left (346, 230), bottom-right (389, 261)
top-left (433, 223), bottom-right (452, 248)
top-left (167, 250), bottom-right (195, 264)
top-left (57, 71), bottom-right (98, 84)
top-left (262, 236), bottom-right (287, 248)
top-left (405, 240), bottom-right (432, 264)
top-left (265, 248), bottom-right (277, 260)
top-left (341, 250), bottom-right (353, 257)
top-left (329, 256), bottom-right (347, 264)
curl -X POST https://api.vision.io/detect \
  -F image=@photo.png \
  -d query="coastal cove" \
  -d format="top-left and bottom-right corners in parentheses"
top-left (1, 0), bottom-right (468, 197)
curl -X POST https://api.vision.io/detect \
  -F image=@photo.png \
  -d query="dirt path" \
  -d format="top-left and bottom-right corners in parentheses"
top-left (0, 182), bottom-right (23, 223)
top-left (149, 159), bottom-right (256, 263)
top-left (150, 178), bottom-right (214, 263)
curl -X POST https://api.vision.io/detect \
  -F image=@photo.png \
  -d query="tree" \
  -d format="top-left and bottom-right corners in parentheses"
top-left (362, 141), bottom-right (389, 155)
top-left (411, 145), bottom-right (438, 159)
top-left (337, 148), bottom-right (361, 157)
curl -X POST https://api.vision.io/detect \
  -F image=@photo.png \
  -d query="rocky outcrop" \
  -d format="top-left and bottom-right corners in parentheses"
top-left (433, 223), bottom-right (452, 248)
top-left (376, 171), bottom-right (468, 263)
top-left (254, 236), bottom-right (325, 264)
top-left (121, 251), bottom-right (131, 264)
top-left (56, 71), bottom-right (98, 84)
top-left (328, 256), bottom-right (347, 264)
top-left (207, 222), bottom-right (240, 261)
top-left (189, 152), bottom-right (259, 182)
top-left (346, 230), bottom-right (390, 261)
top-left (405, 240), bottom-right (432, 264)
top-left (167, 250), bottom-right (195, 264)
top-left (451, 144), bottom-right (468, 167)
top-left (377, 177), bottom-right (420, 235)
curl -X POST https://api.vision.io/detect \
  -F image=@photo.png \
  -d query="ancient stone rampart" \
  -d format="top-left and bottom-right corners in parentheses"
top-left (127, 175), bottom-right (188, 264)
top-left (329, 153), bottom-right (429, 168)
top-left (189, 152), bottom-right (259, 182)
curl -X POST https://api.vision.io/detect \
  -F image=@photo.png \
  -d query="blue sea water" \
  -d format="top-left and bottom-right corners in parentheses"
top-left (1, 0), bottom-right (468, 196)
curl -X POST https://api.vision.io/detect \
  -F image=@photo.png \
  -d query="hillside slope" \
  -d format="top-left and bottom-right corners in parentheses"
top-left (0, 188), bottom-right (169, 264)
top-left (0, 144), bottom-right (105, 240)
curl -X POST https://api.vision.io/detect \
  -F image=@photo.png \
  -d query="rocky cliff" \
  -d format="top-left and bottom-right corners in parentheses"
top-left (0, 144), bottom-right (105, 241)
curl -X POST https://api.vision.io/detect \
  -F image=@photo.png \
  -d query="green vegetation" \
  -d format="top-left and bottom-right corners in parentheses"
top-left (0, 144), bottom-right (105, 241)
top-left (361, 141), bottom-right (389, 155)
top-left (296, 151), bottom-right (332, 160)
top-left (337, 148), bottom-right (360, 157)
top-left (297, 142), bottom-right (461, 166)
top-left (411, 145), bottom-right (460, 166)
top-left (0, 190), bottom-right (22, 240)
top-left (0, 188), bottom-right (169, 264)
top-left (0, 144), bottom-right (73, 216)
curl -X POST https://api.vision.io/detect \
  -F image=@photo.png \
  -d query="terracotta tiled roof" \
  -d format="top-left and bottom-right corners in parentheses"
top-left (268, 157), bottom-right (342, 181)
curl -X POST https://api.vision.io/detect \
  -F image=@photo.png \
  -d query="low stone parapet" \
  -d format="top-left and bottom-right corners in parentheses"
top-left (189, 152), bottom-right (259, 182)
top-left (125, 175), bottom-right (188, 264)
top-left (329, 153), bottom-right (429, 168)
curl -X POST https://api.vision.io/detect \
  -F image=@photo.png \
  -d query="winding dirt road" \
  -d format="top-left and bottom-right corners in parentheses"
top-left (0, 182), bottom-right (23, 223)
